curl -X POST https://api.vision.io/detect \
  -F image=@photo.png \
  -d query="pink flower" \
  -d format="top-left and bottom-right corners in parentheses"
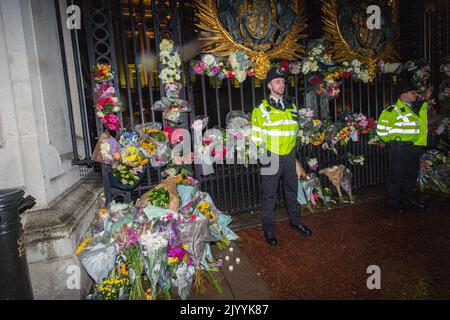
top-left (102, 113), bottom-right (120, 131)
top-left (174, 155), bottom-right (183, 166)
top-left (194, 64), bottom-right (203, 75)
top-left (199, 61), bottom-right (206, 69)
top-left (248, 71), bottom-right (254, 77)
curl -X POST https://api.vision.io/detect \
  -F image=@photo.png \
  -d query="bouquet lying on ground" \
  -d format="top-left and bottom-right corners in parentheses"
top-left (76, 176), bottom-right (239, 300)
top-left (418, 150), bottom-right (449, 194)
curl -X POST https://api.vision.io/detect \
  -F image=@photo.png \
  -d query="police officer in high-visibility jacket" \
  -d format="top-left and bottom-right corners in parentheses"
top-left (376, 77), bottom-right (429, 213)
top-left (251, 67), bottom-right (312, 246)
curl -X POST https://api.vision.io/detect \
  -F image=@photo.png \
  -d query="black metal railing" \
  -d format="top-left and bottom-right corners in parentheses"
top-left (68, 0), bottom-right (407, 215)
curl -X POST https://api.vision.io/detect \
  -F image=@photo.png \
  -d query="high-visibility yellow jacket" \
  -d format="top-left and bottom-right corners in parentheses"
top-left (250, 98), bottom-right (299, 155)
top-left (376, 99), bottom-right (428, 146)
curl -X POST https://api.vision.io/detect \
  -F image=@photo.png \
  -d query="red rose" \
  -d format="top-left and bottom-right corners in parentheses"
top-left (311, 76), bottom-right (322, 86)
top-left (280, 60), bottom-right (289, 72)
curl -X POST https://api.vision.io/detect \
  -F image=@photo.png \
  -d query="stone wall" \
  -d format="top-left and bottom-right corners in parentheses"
top-left (0, 0), bottom-right (96, 299)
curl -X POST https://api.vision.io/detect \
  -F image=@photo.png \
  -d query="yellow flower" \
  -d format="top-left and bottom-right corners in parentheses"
top-left (204, 210), bottom-right (216, 221)
top-left (146, 289), bottom-right (152, 300)
top-left (199, 201), bottom-right (210, 212)
top-left (313, 119), bottom-right (321, 126)
top-left (168, 257), bottom-right (178, 264)
top-left (120, 263), bottom-right (128, 276)
top-left (183, 244), bottom-right (189, 250)
top-left (75, 237), bottom-right (93, 255)
top-left (176, 174), bottom-right (183, 184)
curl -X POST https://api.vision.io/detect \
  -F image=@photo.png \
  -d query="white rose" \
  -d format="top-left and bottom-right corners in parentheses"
top-left (96, 111), bottom-right (104, 118)
top-left (113, 106), bottom-right (120, 112)
top-left (202, 54), bottom-right (215, 66)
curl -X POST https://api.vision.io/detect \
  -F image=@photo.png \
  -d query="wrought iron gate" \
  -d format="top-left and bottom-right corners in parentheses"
top-left (71, 0), bottom-right (399, 215)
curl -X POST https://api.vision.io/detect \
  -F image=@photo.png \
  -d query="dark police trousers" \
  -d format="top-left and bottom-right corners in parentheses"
top-left (260, 149), bottom-right (301, 235)
top-left (386, 142), bottom-right (424, 207)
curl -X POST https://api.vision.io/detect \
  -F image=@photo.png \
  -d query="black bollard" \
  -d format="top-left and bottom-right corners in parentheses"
top-left (0, 189), bottom-right (34, 300)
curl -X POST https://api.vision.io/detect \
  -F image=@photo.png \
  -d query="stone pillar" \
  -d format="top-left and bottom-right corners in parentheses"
top-left (0, 0), bottom-right (97, 299)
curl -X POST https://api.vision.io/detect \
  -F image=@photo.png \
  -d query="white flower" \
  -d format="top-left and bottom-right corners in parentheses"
top-left (140, 231), bottom-right (167, 249)
top-left (302, 61), bottom-right (311, 74)
top-left (113, 106), bottom-right (120, 112)
top-left (310, 61), bottom-right (319, 72)
top-left (352, 59), bottom-right (361, 67)
top-left (96, 111), bottom-right (104, 118)
top-left (359, 71), bottom-right (370, 83)
top-left (235, 69), bottom-right (247, 83)
top-left (202, 54), bottom-right (216, 66)
top-left (159, 39), bottom-right (174, 52)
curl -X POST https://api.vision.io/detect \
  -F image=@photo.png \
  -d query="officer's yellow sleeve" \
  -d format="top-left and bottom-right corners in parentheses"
top-left (376, 108), bottom-right (395, 143)
top-left (250, 107), bottom-right (263, 147)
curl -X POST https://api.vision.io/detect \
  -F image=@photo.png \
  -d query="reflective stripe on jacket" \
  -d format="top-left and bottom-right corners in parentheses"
top-left (251, 99), bottom-right (299, 155)
top-left (376, 99), bottom-right (428, 146)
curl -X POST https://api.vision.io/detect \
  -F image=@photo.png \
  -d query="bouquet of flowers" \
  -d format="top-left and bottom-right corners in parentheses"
top-left (319, 165), bottom-right (346, 203)
top-left (192, 51), bottom-right (254, 82)
top-left (341, 168), bottom-right (354, 202)
top-left (91, 63), bottom-right (114, 83)
top-left (119, 131), bottom-right (140, 147)
top-left (347, 153), bottom-right (365, 166)
top-left (323, 187), bottom-right (333, 203)
top-left (92, 276), bottom-right (130, 300)
top-left (228, 50), bottom-right (254, 82)
top-left (418, 150), bottom-right (449, 194)
top-left (225, 111), bottom-right (252, 163)
top-left (307, 158), bottom-right (319, 171)
top-left (301, 40), bottom-right (333, 75)
top-left (94, 82), bottom-right (115, 98)
top-left (343, 59), bottom-right (371, 83)
top-left (402, 59), bottom-right (432, 93)
top-left (140, 229), bottom-right (169, 299)
top-left (146, 188), bottom-right (171, 209)
top-left (92, 133), bottom-right (122, 164)
top-left (159, 39), bottom-right (181, 85)
top-left (111, 162), bottom-right (145, 188)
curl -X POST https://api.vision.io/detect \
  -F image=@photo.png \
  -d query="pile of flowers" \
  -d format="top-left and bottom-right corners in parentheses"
top-left (297, 108), bottom-right (376, 154)
top-left (192, 50), bottom-right (254, 83)
top-left (91, 63), bottom-right (122, 131)
top-left (76, 175), bottom-right (239, 300)
top-left (402, 59), bottom-right (431, 93)
top-left (418, 150), bottom-right (449, 194)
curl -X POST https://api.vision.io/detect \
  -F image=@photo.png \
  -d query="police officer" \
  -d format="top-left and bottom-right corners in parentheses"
top-left (376, 77), bottom-right (429, 213)
top-left (251, 67), bottom-right (312, 246)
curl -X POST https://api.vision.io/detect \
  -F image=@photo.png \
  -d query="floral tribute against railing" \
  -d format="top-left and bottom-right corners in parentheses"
top-left (191, 39), bottom-right (434, 103)
top-left (82, 40), bottom-right (240, 300)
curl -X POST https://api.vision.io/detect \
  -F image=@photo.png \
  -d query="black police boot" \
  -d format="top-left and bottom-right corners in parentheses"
top-left (290, 223), bottom-right (312, 236)
top-left (264, 232), bottom-right (277, 246)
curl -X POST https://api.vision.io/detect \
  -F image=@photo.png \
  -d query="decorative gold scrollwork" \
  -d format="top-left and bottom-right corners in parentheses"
top-left (322, 0), bottom-right (399, 80)
top-left (194, 0), bottom-right (308, 79)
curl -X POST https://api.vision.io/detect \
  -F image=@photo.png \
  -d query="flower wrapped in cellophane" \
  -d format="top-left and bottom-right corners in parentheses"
top-left (319, 165), bottom-right (346, 203)
top-left (341, 168), bottom-right (354, 203)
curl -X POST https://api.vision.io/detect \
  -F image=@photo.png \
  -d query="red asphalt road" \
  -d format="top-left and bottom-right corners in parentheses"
top-left (237, 199), bottom-right (450, 299)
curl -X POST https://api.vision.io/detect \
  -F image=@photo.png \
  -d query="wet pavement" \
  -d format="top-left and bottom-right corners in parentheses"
top-left (236, 195), bottom-right (450, 299)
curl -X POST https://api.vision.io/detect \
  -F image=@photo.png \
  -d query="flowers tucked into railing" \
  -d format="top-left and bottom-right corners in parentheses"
top-left (91, 63), bottom-right (122, 131)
